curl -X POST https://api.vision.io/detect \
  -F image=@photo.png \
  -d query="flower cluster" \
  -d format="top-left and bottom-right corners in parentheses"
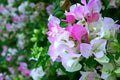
top-left (47, 0), bottom-right (120, 79)
top-left (0, 0), bottom-right (46, 79)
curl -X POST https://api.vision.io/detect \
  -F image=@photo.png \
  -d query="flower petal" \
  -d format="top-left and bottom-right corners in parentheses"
top-left (80, 43), bottom-right (92, 58)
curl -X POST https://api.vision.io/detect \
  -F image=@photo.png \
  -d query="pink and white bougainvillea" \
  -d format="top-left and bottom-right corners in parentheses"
top-left (47, 0), bottom-right (120, 79)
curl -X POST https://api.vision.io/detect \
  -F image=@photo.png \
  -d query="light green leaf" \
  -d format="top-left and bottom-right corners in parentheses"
top-left (114, 68), bottom-right (120, 74)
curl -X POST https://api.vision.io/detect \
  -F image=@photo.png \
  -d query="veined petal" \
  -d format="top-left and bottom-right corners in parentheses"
top-left (48, 15), bottom-right (60, 24)
top-left (91, 39), bottom-right (107, 55)
top-left (74, 5), bottom-right (84, 20)
top-left (80, 43), bottom-right (92, 58)
top-left (93, 51), bottom-right (104, 58)
top-left (87, 0), bottom-right (102, 13)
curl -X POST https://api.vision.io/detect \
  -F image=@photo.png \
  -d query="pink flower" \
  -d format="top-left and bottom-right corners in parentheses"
top-left (47, 15), bottom-right (64, 44)
top-left (19, 14), bottom-right (27, 22)
top-left (86, 12), bottom-right (99, 23)
top-left (0, 73), bottom-right (4, 80)
top-left (12, 15), bottom-right (20, 23)
top-left (18, 62), bottom-right (27, 71)
top-left (81, 0), bottom-right (101, 22)
top-left (21, 69), bottom-right (30, 77)
top-left (74, 5), bottom-right (84, 20)
top-left (0, 6), bottom-right (5, 12)
top-left (48, 44), bottom-right (60, 61)
top-left (71, 24), bottom-right (88, 48)
top-left (18, 62), bottom-right (30, 77)
top-left (6, 23), bottom-right (12, 32)
top-left (81, 0), bottom-right (102, 13)
top-left (6, 55), bottom-right (12, 61)
top-left (65, 25), bottom-right (73, 32)
top-left (65, 14), bottom-right (75, 24)
top-left (68, 4), bottom-right (84, 20)
top-left (48, 31), bottom-right (74, 61)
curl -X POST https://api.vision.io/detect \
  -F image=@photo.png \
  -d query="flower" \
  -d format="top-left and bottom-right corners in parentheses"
top-left (30, 66), bottom-right (45, 80)
top-left (109, 0), bottom-right (116, 7)
top-left (46, 0), bottom-right (120, 75)
top-left (8, 67), bottom-right (15, 76)
top-left (61, 53), bottom-right (81, 72)
top-left (64, 13), bottom-right (75, 24)
top-left (7, 0), bottom-right (15, 6)
top-left (18, 62), bottom-right (30, 77)
top-left (0, 73), bottom-right (4, 80)
top-left (1, 46), bottom-right (7, 56)
top-left (80, 39), bottom-right (107, 58)
top-left (56, 68), bottom-right (66, 76)
top-left (98, 17), bottom-right (117, 39)
top-left (79, 70), bottom-right (100, 80)
top-left (86, 12), bottom-right (99, 23)
top-left (101, 63), bottom-right (115, 80)
top-left (71, 24), bottom-right (88, 46)
top-left (6, 55), bottom-right (12, 61)
top-left (18, 1), bottom-right (28, 13)
top-left (48, 31), bottom-right (74, 61)
top-left (81, 0), bottom-right (102, 13)
top-left (0, 6), bottom-right (9, 15)
top-left (46, 5), bottom-right (54, 15)
top-left (8, 48), bottom-right (17, 55)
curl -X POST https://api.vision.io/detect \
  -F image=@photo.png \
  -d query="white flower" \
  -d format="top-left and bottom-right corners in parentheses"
top-left (87, 16), bottom-right (104, 39)
top-left (8, 48), bottom-right (17, 55)
top-left (30, 66), bottom-right (45, 80)
top-left (56, 68), bottom-right (66, 76)
top-left (17, 34), bottom-right (25, 49)
top-left (80, 38), bottom-right (107, 59)
top-left (7, 0), bottom-right (15, 6)
top-left (98, 17), bottom-right (117, 39)
top-left (18, 1), bottom-right (28, 13)
top-left (79, 70), bottom-right (100, 80)
top-left (101, 63), bottom-right (115, 80)
top-left (60, 51), bottom-right (81, 72)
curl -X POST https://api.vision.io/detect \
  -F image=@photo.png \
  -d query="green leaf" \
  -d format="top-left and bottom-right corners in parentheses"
top-left (114, 68), bottom-right (120, 74)
top-left (101, 0), bottom-right (109, 8)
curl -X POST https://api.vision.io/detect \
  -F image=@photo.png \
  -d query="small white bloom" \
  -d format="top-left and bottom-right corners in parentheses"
top-left (80, 38), bottom-right (107, 59)
top-left (30, 66), bottom-right (45, 80)
top-left (98, 17), bottom-right (117, 39)
top-left (101, 63), bottom-right (115, 80)
top-left (8, 48), bottom-right (17, 55)
top-left (7, 0), bottom-right (15, 5)
top-left (79, 70), bottom-right (100, 80)
top-left (56, 68), bottom-right (66, 76)
top-left (18, 1), bottom-right (28, 13)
